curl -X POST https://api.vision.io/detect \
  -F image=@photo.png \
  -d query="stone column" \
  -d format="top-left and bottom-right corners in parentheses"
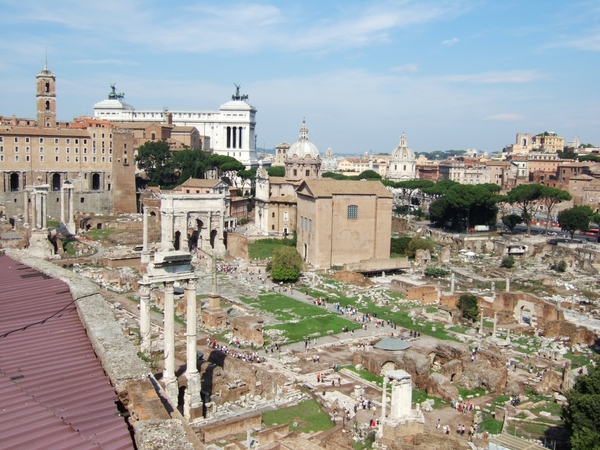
top-left (67, 185), bottom-right (75, 234)
top-left (161, 211), bottom-right (175, 252)
top-left (23, 189), bottom-right (29, 226)
top-left (480, 312), bottom-right (484, 335)
top-left (60, 186), bottom-right (65, 224)
top-left (163, 281), bottom-right (179, 405)
top-left (381, 375), bottom-right (388, 420)
top-left (178, 214), bottom-right (189, 252)
top-left (506, 277), bottom-right (510, 292)
top-left (506, 328), bottom-right (511, 343)
top-left (41, 191), bottom-right (47, 229)
top-left (492, 312), bottom-right (498, 339)
top-left (141, 206), bottom-right (150, 264)
top-left (139, 281), bottom-right (152, 352)
top-left (31, 190), bottom-right (38, 229)
top-left (450, 272), bottom-right (455, 293)
top-left (184, 277), bottom-right (202, 420)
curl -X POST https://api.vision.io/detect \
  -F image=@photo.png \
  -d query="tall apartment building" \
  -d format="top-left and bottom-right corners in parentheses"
top-left (0, 65), bottom-right (136, 220)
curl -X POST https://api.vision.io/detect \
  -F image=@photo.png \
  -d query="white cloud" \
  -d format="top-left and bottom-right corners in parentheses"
top-left (442, 70), bottom-right (543, 84)
top-left (551, 32), bottom-right (600, 51)
top-left (484, 113), bottom-right (523, 121)
top-left (442, 37), bottom-right (459, 46)
top-left (72, 59), bottom-right (138, 66)
top-left (390, 63), bottom-right (419, 74)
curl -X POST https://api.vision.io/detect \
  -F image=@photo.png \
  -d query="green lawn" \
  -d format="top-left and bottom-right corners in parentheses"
top-left (86, 229), bottom-right (116, 240)
top-left (457, 386), bottom-right (487, 398)
top-left (262, 399), bottom-right (333, 434)
top-left (248, 238), bottom-right (296, 259)
top-left (240, 293), bottom-right (361, 343)
top-left (479, 418), bottom-right (503, 434)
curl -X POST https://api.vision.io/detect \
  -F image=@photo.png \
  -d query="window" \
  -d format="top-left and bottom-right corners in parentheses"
top-left (0, 155), bottom-right (3, 162)
top-left (92, 157), bottom-right (96, 162)
top-left (66, 156), bottom-right (70, 162)
top-left (75, 156), bottom-right (79, 162)
top-left (83, 139), bottom-right (87, 144)
top-left (66, 138), bottom-right (70, 144)
top-left (75, 139), bottom-right (79, 144)
top-left (0, 137), bottom-right (3, 142)
top-left (306, 170), bottom-right (310, 176)
top-left (25, 137), bottom-right (30, 143)
top-left (26, 155), bottom-right (30, 162)
top-left (83, 148), bottom-right (87, 154)
top-left (25, 146), bottom-right (30, 153)
top-left (14, 146), bottom-right (19, 153)
top-left (0, 146), bottom-right (3, 152)
top-left (55, 138), bottom-right (59, 144)
top-left (66, 148), bottom-right (70, 153)
top-left (84, 156), bottom-right (88, 162)
top-left (75, 148), bottom-right (79, 154)
top-left (55, 147), bottom-right (59, 153)
top-left (348, 205), bottom-right (358, 219)
top-left (309, 219), bottom-right (312, 233)
top-left (101, 156), bottom-right (105, 162)
top-left (55, 156), bottom-right (59, 162)
top-left (39, 147), bottom-right (44, 153)
top-left (14, 137), bottom-right (18, 143)
top-left (272, 212), bottom-right (275, 218)
top-left (293, 169), bottom-right (297, 176)
top-left (40, 155), bottom-right (44, 162)
top-left (283, 211), bottom-right (289, 221)
top-left (14, 155), bottom-right (19, 162)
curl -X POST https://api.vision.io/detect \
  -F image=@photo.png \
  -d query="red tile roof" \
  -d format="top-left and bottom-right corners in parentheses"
top-left (0, 255), bottom-right (134, 450)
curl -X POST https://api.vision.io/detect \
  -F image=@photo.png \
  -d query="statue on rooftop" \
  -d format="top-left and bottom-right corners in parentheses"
top-left (108, 83), bottom-right (125, 100)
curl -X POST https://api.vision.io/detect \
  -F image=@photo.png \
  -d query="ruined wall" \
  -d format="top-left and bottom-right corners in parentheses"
top-left (227, 233), bottom-right (249, 260)
top-left (198, 412), bottom-right (262, 443)
top-left (230, 316), bottom-right (265, 347)
top-left (353, 349), bottom-right (430, 389)
top-left (543, 320), bottom-right (597, 345)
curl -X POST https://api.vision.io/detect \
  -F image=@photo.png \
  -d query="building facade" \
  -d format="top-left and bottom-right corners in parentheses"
top-left (94, 85), bottom-right (259, 166)
top-left (0, 66), bottom-right (136, 220)
top-left (296, 179), bottom-right (392, 269)
top-left (387, 134), bottom-right (416, 181)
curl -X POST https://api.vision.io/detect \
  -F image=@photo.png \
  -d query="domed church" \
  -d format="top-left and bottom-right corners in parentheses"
top-left (387, 133), bottom-right (416, 181)
top-left (285, 119), bottom-right (321, 181)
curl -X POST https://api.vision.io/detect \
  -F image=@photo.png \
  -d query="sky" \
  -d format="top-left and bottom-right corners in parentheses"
top-left (0, 0), bottom-right (599, 155)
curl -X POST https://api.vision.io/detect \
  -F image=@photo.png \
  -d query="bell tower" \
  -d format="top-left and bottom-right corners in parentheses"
top-left (36, 63), bottom-right (56, 128)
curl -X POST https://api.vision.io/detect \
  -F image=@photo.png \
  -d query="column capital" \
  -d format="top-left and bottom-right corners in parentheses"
top-left (164, 281), bottom-right (175, 292)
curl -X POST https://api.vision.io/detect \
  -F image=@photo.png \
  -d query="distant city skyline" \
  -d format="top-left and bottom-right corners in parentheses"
top-left (1, 0), bottom-right (599, 155)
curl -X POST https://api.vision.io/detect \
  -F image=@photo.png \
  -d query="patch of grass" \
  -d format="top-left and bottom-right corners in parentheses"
top-left (478, 418), bottom-right (503, 434)
top-left (353, 431), bottom-right (376, 450)
top-left (492, 395), bottom-right (510, 407)
top-left (342, 365), bottom-right (384, 386)
top-left (563, 348), bottom-right (598, 368)
top-left (241, 293), bottom-right (360, 343)
top-left (86, 229), bottom-right (116, 240)
top-left (449, 325), bottom-right (470, 334)
top-left (248, 237), bottom-right (295, 259)
top-left (505, 420), bottom-right (552, 439)
top-left (525, 388), bottom-right (550, 404)
top-left (412, 389), bottom-right (447, 409)
top-left (457, 386), bottom-right (487, 398)
top-left (262, 399), bottom-right (333, 434)
top-left (426, 307), bottom-right (438, 313)
top-left (47, 219), bottom-right (60, 227)
top-left (531, 402), bottom-right (562, 417)
top-left (63, 240), bottom-right (77, 255)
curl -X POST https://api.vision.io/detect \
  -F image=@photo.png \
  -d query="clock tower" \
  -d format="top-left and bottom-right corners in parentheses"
top-left (36, 63), bottom-right (56, 128)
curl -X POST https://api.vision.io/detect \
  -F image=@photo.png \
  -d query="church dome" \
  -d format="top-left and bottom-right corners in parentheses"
top-left (391, 133), bottom-right (415, 162)
top-left (288, 119), bottom-right (320, 158)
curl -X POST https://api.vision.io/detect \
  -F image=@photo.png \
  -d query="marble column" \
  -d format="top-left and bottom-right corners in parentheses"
top-left (41, 192), bottom-right (47, 229)
top-left (67, 185), bottom-right (75, 234)
top-left (184, 277), bottom-right (202, 420)
top-left (161, 211), bottom-right (175, 252)
top-left (450, 272), bottom-right (455, 293)
top-left (480, 312), bottom-right (484, 335)
top-left (163, 281), bottom-right (179, 404)
top-left (141, 206), bottom-right (150, 263)
top-left (23, 190), bottom-right (29, 225)
top-left (60, 186), bottom-right (65, 224)
top-left (139, 282), bottom-right (151, 352)
top-left (381, 375), bottom-right (388, 420)
top-left (506, 277), bottom-right (510, 293)
top-left (492, 312), bottom-right (498, 339)
top-left (31, 191), bottom-right (38, 229)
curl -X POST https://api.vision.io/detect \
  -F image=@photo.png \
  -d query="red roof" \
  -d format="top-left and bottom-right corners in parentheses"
top-left (0, 255), bottom-right (134, 450)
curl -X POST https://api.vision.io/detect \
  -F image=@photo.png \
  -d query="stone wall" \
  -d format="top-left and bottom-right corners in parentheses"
top-left (227, 233), bottom-right (249, 260)
top-left (198, 412), bottom-right (262, 443)
top-left (230, 316), bottom-right (265, 346)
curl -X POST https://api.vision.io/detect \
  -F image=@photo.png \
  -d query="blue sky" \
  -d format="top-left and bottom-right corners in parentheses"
top-left (1, 0), bottom-right (599, 154)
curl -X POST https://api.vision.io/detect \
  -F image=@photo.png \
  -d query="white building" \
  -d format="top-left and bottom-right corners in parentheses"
top-left (387, 134), bottom-right (416, 181)
top-left (94, 85), bottom-right (259, 167)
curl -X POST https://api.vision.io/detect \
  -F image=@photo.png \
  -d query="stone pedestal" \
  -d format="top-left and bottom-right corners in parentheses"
top-left (202, 307), bottom-right (227, 330)
top-left (28, 229), bottom-right (54, 258)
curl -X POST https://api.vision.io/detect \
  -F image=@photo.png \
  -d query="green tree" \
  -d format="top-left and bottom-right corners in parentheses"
top-left (208, 155), bottom-right (245, 186)
top-left (424, 267), bottom-right (448, 278)
top-left (171, 148), bottom-right (210, 185)
top-left (390, 236), bottom-right (412, 254)
top-left (358, 169), bottom-right (381, 180)
top-left (539, 186), bottom-right (572, 234)
top-left (562, 359), bottom-right (600, 450)
top-left (457, 294), bottom-right (479, 321)
top-left (502, 214), bottom-right (523, 233)
top-left (136, 140), bottom-right (174, 186)
top-left (432, 184), bottom-right (499, 231)
top-left (407, 236), bottom-right (434, 258)
top-left (558, 205), bottom-right (593, 239)
top-left (501, 255), bottom-right (515, 268)
top-left (507, 184), bottom-right (545, 236)
top-left (267, 166), bottom-right (285, 177)
top-left (268, 246), bottom-right (303, 282)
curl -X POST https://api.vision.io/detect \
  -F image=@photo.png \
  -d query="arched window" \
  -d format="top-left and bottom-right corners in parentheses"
top-left (45, 100), bottom-right (50, 110)
top-left (348, 205), bottom-right (358, 219)
top-left (10, 173), bottom-right (20, 192)
top-left (92, 173), bottom-right (101, 190)
top-left (52, 173), bottom-right (61, 191)
top-left (45, 82), bottom-right (50, 93)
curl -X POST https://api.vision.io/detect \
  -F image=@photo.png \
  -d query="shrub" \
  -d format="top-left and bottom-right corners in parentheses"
top-left (457, 294), bottom-right (479, 322)
top-left (391, 236), bottom-right (412, 254)
top-left (268, 246), bottom-right (303, 282)
top-left (501, 255), bottom-right (515, 268)
top-left (424, 267), bottom-right (448, 278)
top-left (551, 260), bottom-right (567, 272)
top-left (407, 236), bottom-right (434, 258)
